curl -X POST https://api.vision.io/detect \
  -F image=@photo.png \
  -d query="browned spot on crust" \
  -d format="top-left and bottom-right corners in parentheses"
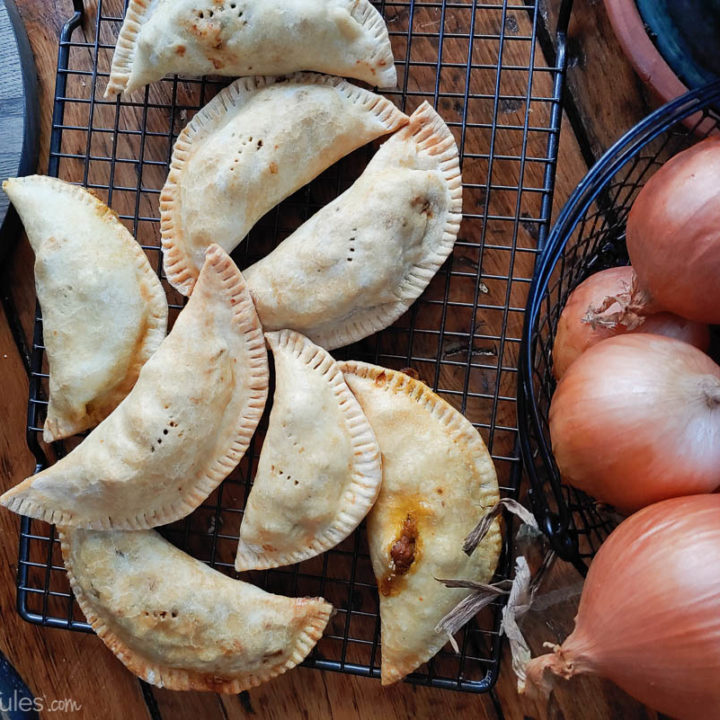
top-left (226, 640), bottom-right (245, 655)
top-left (212, 57), bottom-right (224, 69)
top-left (204, 675), bottom-right (233, 690)
top-left (400, 366), bottom-right (419, 380)
top-left (269, 162), bottom-right (279, 174)
top-left (374, 370), bottom-right (387, 387)
top-left (412, 196), bottom-right (433, 218)
top-left (87, 190), bottom-right (120, 222)
top-left (176, 45), bottom-right (186, 56)
top-left (185, 13), bottom-right (225, 54)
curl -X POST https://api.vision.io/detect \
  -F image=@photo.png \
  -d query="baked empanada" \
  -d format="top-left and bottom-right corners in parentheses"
top-left (160, 73), bottom-right (408, 295)
top-left (4, 175), bottom-right (167, 442)
top-left (236, 330), bottom-right (382, 571)
top-left (1, 244), bottom-right (268, 529)
top-left (60, 527), bottom-right (332, 692)
top-left (105, 0), bottom-right (396, 98)
top-left (244, 102), bottom-right (462, 350)
top-left (340, 362), bottom-right (501, 685)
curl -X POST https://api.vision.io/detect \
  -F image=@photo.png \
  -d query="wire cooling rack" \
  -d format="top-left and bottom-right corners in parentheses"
top-left (18, 0), bottom-right (571, 693)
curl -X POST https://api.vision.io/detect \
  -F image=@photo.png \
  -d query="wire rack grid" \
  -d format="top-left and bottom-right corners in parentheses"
top-left (18, 0), bottom-right (570, 693)
top-left (518, 82), bottom-right (720, 574)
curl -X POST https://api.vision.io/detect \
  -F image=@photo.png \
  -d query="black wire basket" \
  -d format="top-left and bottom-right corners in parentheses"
top-left (16, 0), bottom-right (572, 693)
top-left (518, 81), bottom-right (720, 576)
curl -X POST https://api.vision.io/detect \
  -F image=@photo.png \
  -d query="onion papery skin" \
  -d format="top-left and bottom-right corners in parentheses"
top-left (525, 494), bottom-right (720, 720)
top-left (549, 333), bottom-right (720, 512)
top-left (626, 137), bottom-right (720, 324)
top-left (553, 266), bottom-right (710, 379)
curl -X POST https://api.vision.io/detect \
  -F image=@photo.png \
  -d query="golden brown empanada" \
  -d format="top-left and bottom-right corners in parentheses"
top-left (105, 0), bottom-right (396, 98)
top-left (340, 362), bottom-right (501, 685)
top-left (1, 244), bottom-right (268, 529)
top-left (160, 73), bottom-right (408, 295)
top-left (4, 175), bottom-right (168, 442)
top-left (244, 102), bottom-right (462, 350)
top-left (60, 527), bottom-right (332, 692)
top-left (236, 330), bottom-right (382, 571)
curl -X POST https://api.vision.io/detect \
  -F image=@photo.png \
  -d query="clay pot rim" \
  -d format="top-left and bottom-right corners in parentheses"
top-left (603, 0), bottom-right (717, 134)
top-left (603, 0), bottom-right (690, 103)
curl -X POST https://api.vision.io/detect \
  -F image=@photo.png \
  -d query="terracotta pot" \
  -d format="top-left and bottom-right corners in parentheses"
top-left (603, 0), bottom-right (716, 134)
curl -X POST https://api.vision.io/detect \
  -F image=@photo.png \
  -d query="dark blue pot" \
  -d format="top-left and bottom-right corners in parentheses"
top-left (636, 0), bottom-right (720, 88)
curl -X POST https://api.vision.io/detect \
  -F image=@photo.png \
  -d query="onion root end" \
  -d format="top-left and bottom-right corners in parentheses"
top-left (523, 643), bottom-right (577, 700)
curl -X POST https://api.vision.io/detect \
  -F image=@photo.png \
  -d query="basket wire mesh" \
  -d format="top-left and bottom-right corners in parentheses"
top-left (18, 0), bottom-right (570, 692)
top-left (518, 82), bottom-right (720, 575)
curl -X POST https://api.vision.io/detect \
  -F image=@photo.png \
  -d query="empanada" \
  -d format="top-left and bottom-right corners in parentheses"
top-left (340, 362), bottom-right (501, 685)
top-left (244, 102), bottom-right (462, 350)
top-left (236, 330), bottom-right (382, 571)
top-left (60, 527), bottom-right (332, 692)
top-left (1, 244), bottom-right (268, 529)
top-left (105, 0), bottom-right (396, 98)
top-left (160, 73), bottom-right (408, 295)
top-left (4, 175), bottom-right (168, 442)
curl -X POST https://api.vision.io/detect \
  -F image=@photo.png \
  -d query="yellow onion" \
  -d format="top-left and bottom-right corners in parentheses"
top-left (525, 494), bottom-right (720, 720)
top-left (554, 266), bottom-right (709, 379)
top-left (596, 138), bottom-right (720, 326)
top-left (549, 333), bottom-right (720, 511)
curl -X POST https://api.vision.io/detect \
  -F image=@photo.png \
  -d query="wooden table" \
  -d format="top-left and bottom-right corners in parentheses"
top-left (0, 1), bottom-right (663, 718)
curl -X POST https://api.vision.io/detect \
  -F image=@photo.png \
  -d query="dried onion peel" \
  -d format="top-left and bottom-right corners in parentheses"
top-left (554, 266), bottom-right (709, 379)
top-left (549, 333), bottom-right (720, 512)
top-left (525, 494), bottom-right (720, 720)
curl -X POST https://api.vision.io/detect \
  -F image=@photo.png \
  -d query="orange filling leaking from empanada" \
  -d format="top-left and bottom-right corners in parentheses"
top-left (379, 502), bottom-right (432, 596)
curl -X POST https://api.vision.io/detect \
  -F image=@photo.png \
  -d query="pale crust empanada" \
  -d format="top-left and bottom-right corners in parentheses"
top-left (340, 362), bottom-right (501, 685)
top-left (60, 527), bottom-right (332, 692)
top-left (105, 0), bottom-right (396, 98)
top-left (244, 102), bottom-right (462, 350)
top-left (3, 175), bottom-right (168, 443)
top-left (160, 73), bottom-right (408, 295)
top-left (1, 245), bottom-right (268, 529)
top-left (236, 330), bottom-right (382, 571)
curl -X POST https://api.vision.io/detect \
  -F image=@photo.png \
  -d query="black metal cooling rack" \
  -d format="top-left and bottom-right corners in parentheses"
top-left (17, 0), bottom-right (571, 693)
top-left (518, 83), bottom-right (720, 575)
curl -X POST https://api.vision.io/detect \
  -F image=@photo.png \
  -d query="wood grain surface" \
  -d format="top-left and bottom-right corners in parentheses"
top-left (0, 1), bottom-right (668, 718)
